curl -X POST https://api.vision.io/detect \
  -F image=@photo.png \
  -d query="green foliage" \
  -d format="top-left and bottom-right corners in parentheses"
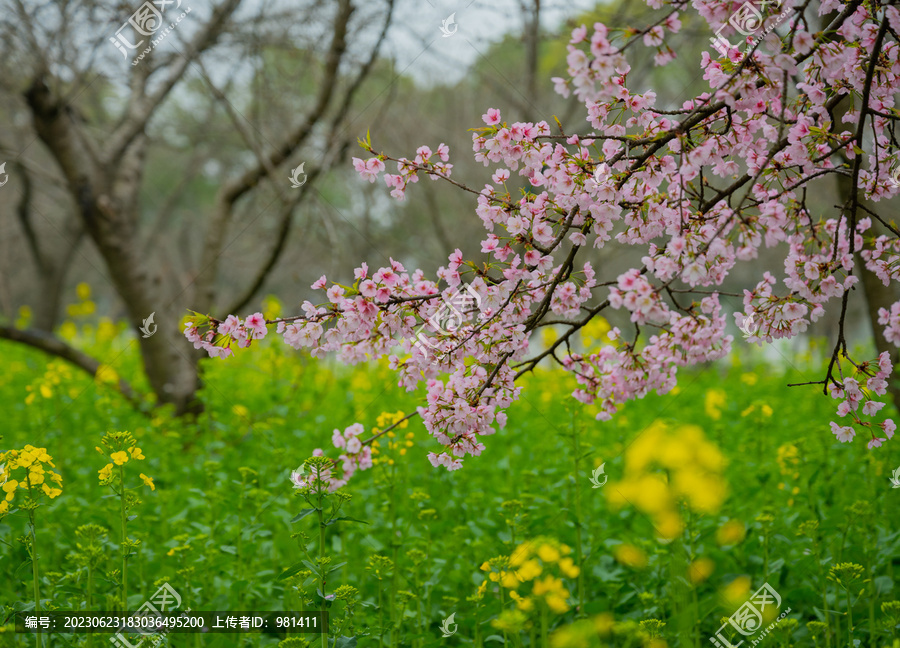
top-left (1, 323), bottom-right (899, 647)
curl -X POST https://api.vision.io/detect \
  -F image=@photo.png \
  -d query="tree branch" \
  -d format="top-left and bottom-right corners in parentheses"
top-left (0, 327), bottom-right (145, 412)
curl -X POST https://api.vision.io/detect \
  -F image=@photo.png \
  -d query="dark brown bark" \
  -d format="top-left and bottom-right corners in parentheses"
top-left (856, 238), bottom-right (900, 409)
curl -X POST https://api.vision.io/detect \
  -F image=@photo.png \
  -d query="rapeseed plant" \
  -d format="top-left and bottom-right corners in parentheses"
top-left (96, 431), bottom-right (153, 610)
top-left (0, 445), bottom-right (63, 648)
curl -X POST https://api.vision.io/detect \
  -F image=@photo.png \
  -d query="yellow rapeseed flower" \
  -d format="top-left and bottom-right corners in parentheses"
top-left (546, 594), bottom-right (570, 614)
top-left (510, 590), bottom-right (533, 611)
top-left (516, 559), bottom-right (542, 581)
top-left (510, 541), bottom-right (534, 567)
top-left (139, 474), bottom-right (155, 491)
top-left (558, 557), bottom-right (580, 578)
top-left (716, 520), bottom-right (746, 546)
top-left (723, 576), bottom-right (751, 606)
top-left (3, 481), bottom-right (18, 501)
top-left (110, 451), bottom-right (129, 465)
top-left (688, 557), bottom-right (715, 584)
top-left (98, 464), bottom-right (114, 483)
top-left (704, 389), bottom-right (726, 420)
top-left (129, 447), bottom-right (145, 460)
top-left (533, 575), bottom-right (567, 597)
top-left (613, 544), bottom-right (648, 569)
top-left (538, 543), bottom-right (561, 563)
top-left (501, 571), bottom-right (520, 589)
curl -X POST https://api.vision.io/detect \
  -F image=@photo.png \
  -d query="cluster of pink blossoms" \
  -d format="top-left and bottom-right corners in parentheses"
top-left (184, 312), bottom-right (267, 358)
top-left (354, 143), bottom-right (451, 200)
top-left (189, 0), bottom-right (900, 479)
top-left (289, 424), bottom-right (374, 492)
top-left (829, 352), bottom-right (896, 449)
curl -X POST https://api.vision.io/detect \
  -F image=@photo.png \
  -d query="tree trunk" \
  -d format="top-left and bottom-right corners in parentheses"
top-left (830, 88), bottom-right (900, 411)
top-left (855, 223), bottom-right (900, 409)
top-left (25, 76), bottom-right (202, 416)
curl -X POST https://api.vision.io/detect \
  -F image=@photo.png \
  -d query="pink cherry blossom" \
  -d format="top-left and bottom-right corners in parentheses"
top-left (187, 4), bottom-right (900, 482)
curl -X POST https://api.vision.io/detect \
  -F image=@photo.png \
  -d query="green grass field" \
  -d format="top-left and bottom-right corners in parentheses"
top-left (2, 305), bottom-right (900, 648)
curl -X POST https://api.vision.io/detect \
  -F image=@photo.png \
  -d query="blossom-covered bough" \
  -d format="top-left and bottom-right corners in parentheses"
top-left (186, 0), bottom-right (900, 489)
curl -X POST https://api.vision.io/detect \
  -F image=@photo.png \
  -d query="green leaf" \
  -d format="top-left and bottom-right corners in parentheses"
top-left (315, 588), bottom-right (335, 608)
top-left (14, 560), bottom-right (32, 579)
top-left (874, 576), bottom-right (893, 595)
top-left (333, 637), bottom-right (357, 648)
top-left (220, 545), bottom-right (237, 555)
top-left (127, 515), bottom-right (138, 521)
top-left (291, 509), bottom-right (317, 523)
top-left (275, 561), bottom-right (309, 582)
top-left (328, 561), bottom-right (347, 574)
top-left (325, 516), bottom-right (369, 527)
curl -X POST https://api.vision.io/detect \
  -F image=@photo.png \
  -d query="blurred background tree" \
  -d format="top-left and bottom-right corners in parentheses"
top-left (0, 0), bottom-right (889, 416)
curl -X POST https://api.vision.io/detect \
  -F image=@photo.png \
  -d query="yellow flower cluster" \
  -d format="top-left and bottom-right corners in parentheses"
top-left (0, 445), bottom-right (63, 514)
top-left (375, 410), bottom-right (408, 429)
top-left (613, 544), bottom-right (648, 569)
top-left (776, 443), bottom-right (800, 477)
top-left (775, 442), bottom-right (801, 506)
top-left (96, 432), bottom-right (154, 491)
top-left (740, 402), bottom-right (773, 418)
top-left (606, 420), bottom-right (728, 539)
top-left (715, 520), bottom-right (747, 547)
top-left (580, 316), bottom-right (612, 348)
top-left (66, 282), bottom-right (96, 318)
top-left (550, 613), bottom-right (617, 648)
top-left (25, 361), bottom-right (75, 405)
top-left (481, 538), bottom-right (579, 614)
top-left (372, 411), bottom-right (410, 464)
top-left (704, 389), bottom-right (727, 420)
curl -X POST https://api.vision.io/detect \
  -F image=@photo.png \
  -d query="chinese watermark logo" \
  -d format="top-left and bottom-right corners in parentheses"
top-left (0, 162), bottom-right (8, 187)
top-left (890, 466), bottom-right (900, 488)
top-left (414, 283), bottom-right (482, 361)
top-left (109, 1), bottom-right (192, 66)
top-left (588, 463), bottom-right (607, 488)
top-left (110, 582), bottom-right (188, 648)
top-left (710, 582), bottom-right (790, 648)
top-left (439, 612), bottom-right (457, 637)
top-left (710, 0), bottom-right (787, 58)
top-left (888, 165), bottom-right (900, 188)
top-left (440, 13), bottom-right (458, 37)
top-left (289, 163), bottom-right (308, 188)
top-left (738, 313), bottom-right (758, 339)
top-left (139, 312), bottom-right (157, 338)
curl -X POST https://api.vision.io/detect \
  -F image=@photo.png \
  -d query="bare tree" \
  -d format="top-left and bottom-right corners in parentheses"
top-left (0, 0), bottom-right (395, 414)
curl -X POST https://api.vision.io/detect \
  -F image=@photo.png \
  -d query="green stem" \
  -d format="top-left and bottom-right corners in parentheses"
top-left (29, 506), bottom-right (43, 648)
top-left (119, 465), bottom-right (128, 611)
top-left (817, 545), bottom-right (830, 648)
top-left (541, 605), bottom-right (549, 648)
top-left (389, 473), bottom-right (397, 648)
top-left (845, 586), bottom-right (853, 646)
top-left (87, 562), bottom-right (94, 648)
top-left (571, 412), bottom-right (586, 616)
top-left (317, 492), bottom-right (327, 648)
top-left (688, 510), bottom-right (699, 648)
top-left (377, 583), bottom-right (384, 648)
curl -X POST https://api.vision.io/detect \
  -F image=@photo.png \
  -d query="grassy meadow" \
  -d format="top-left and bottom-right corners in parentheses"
top-left (1, 294), bottom-right (899, 648)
